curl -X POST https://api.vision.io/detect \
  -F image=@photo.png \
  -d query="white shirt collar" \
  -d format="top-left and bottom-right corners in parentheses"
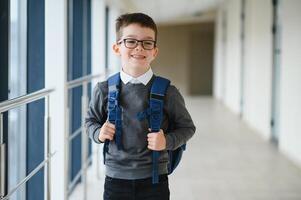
top-left (120, 68), bottom-right (153, 85)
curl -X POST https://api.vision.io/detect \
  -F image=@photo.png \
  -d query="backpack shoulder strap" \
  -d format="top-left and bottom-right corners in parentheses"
top-left (103, 73), bottom-right (123, 164)
top-left (107, 72), bottom-right (120, 92)
top-left (149, 76), bottom-right (170, 132)
top-left (150, 76), bottom-right (170, 184)
top-left (107, 72), bottom-right (121, 123)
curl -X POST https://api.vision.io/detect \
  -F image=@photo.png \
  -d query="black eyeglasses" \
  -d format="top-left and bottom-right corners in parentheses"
top-left (117, 38), bottom-right (156, 50)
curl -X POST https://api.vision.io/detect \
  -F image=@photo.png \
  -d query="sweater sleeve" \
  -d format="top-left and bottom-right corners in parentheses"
top-left (85, 82), bottom-right (108, 144)
top-left (164, 86), bottom-right (196, 150)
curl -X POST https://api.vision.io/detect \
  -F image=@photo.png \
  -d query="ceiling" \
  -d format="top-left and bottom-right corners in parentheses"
top-left (108, 0), bottom-right (223, 25)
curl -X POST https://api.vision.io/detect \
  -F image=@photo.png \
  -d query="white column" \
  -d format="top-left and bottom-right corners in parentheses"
top-left (91, 0), bottom-right (107, 180)
top-left (45, 0), bottom-right (68, 199)
top-left (92, 0), bottom-right (106, 85)
top-left (224, 0), bottom-right (241, 114)
top-left (108, 7), bottom-right (121, 72)
top-left (279, 0), bottom-right (301, 168)
top-left (243, 0), bottom-right (273, 138)
top-left (213, 5), bottom-right (224, 100)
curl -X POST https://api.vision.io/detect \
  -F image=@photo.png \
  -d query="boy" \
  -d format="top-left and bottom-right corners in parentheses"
top-left (85, 13), bottom-right (195, 200)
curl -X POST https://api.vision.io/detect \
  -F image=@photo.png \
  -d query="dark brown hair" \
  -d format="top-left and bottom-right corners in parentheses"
top-left (115, 13), bottom-right (157, 42)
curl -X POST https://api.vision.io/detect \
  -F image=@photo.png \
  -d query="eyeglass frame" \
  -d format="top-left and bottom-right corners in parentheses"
top-left (117, 38), bottom-right (157, 50)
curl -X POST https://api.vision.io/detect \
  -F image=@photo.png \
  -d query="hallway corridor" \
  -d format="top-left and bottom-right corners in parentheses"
top-left (170, 97), bottom-right (301, 200)
top-left (71, 96), bottom-right (301, 200)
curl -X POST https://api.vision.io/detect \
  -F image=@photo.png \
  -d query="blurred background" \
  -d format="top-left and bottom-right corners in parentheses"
top-left (0, 0), bottom-right (301, 199)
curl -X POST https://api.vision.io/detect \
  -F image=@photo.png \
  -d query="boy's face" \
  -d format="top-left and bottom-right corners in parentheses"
top-left (113, 23), bottom-right (158, 76)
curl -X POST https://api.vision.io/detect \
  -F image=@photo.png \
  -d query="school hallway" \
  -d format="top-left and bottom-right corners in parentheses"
top-left (1, 0), bottom-right (301, 199)
top-left (69, 96), bottom-right (301, 200)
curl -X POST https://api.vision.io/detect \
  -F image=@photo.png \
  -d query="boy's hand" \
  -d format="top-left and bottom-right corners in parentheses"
top-left (147, 129), bottom-right (166, 151)
top-left (98, 121), bottom-right (115, 142)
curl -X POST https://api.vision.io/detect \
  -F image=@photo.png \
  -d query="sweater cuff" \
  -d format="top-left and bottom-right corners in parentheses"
top-left (165, 134), bottom-right (174, 150)
top-left (92, 127), bottom-right (102, 144)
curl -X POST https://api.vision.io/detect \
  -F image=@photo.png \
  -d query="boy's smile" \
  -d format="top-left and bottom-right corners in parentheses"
top-left (113, 23), bottom-right (158, 77)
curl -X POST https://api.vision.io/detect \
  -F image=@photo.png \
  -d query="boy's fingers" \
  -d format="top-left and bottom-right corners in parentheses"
top-left (147, 133), bottom-right (155, 137)
top-left (105, 127), bottom-right (116, 134)
top-left (148, 144), bottom-right (159, 151)
top-left (148, 141), bottom-right (154, 146)
top-left (104, 132), bottom-right (113, 137)
top-left (108, 135), bottom-right (114, 140)
top-left (147, 133), bottom-right (159, 139)
top-left (102, 123), bottom-right (116, 132)
top-left (106, 122), bottom-right (116, 129)
top-left (105, 130), bottom-right (115, 137)
top-left (107, 121), bottom-right (115, 129)
top-left (104, 133), bottom-right (114, 140)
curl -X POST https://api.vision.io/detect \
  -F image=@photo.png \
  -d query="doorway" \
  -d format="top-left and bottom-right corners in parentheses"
top-left (189, 24), bottom-right (214, 95)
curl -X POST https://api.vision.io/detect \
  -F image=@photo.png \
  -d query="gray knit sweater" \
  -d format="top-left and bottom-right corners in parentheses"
top-left (85, 75), bottom-right (195, 179)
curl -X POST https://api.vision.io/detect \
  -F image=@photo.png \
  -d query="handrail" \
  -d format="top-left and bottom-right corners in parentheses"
top-left (0, 88), bottom-right (54, 200)
top-left (66, 73), bottom-right (100, 200)
top-left (67, 74), bottom-right (103, 89)
top-left (68, 127), bottom-right (82, 141)
top-left (67, 156), bottom-right (92, 195)
top-left (1, 152), bottom-right (56, 200)
top-left (65, 69), bottom-right (117, 199)
top-left (0, 88), bottom-right (54, 113)
top-left (65, 70), bottom-right (115, 200)
top-left (66, 68), bottom-right (115, 89)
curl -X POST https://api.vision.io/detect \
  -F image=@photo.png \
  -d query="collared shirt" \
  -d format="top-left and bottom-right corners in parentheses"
top-left (120, 68), bottom-right (153, 85)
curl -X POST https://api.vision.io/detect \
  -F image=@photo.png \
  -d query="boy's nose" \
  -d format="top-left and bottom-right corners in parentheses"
top-left (135, 42), bottom-right (144, 51)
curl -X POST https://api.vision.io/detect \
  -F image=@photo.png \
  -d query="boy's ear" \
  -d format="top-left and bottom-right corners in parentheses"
top-left (153, 47), bottom-right (159, 58)
top-left (113, 43), bottom-right (121, 56)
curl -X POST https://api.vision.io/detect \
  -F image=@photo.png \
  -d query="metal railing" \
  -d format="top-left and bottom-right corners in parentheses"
top-left (65, 71), bottom-right (110, 200)
top-left (0, 88), bottom-right (55, 200)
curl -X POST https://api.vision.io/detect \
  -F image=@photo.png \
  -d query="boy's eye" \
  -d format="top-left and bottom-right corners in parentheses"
top-left (126, 39), bottom-right (137, 45)
top-left (143, 41), bottom-right (154, 46)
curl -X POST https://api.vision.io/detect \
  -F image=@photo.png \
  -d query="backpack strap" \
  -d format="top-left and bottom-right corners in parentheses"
top-left (149, 76), bottom-right (170, 184)
top-left (103, 73), bottom-right (123, 164)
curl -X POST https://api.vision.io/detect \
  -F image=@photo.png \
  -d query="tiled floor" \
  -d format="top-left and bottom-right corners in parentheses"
top-left (70, 96), bottom-right (301, 200)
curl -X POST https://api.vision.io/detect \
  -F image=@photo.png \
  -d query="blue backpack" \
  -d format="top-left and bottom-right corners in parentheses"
top-left (103, 72), bottom-right (186, 184)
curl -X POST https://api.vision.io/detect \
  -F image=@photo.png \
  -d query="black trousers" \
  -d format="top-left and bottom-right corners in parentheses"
top-left (103, 174), bottom-right (170, 200)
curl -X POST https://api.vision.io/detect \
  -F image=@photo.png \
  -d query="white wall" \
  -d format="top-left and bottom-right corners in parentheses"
top-left (213, 5), bottom-right (224, 99)
top-left (243, 0), bottom-right (273, 139)
top-left (214, 0), bottom-right (273, 138)
top-left (214, 0), bottom-right (242, 113)
top-left (45, 0), bottom-right (67, 199)
top-left (91, 0), bottom-right (107, 179)
top-left (108, 7), bottom-right (121, 72)
top-left (214, 0), bottom-right (301, 168)
top-left (279, 0), bottom-right (301, 166)
top-left (91, 0), bottom-right (106, 83)
top-left (224, 0), bottom-right (241, 114)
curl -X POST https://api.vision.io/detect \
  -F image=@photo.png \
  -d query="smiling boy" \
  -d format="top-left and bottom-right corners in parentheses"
top-left (85, 13), bottom-right (195, 200)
